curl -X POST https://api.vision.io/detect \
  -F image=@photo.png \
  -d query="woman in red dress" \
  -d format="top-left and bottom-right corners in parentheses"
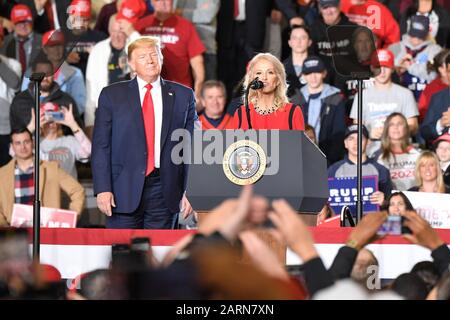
top-left (232, 53), bottom-right (305, 130)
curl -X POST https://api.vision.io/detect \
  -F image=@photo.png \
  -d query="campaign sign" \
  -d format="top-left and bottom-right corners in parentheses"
top-left (403, 191), bottom-right (450, 229)
top-left (328, 176), bottom-right (379, 217)
top-left (11, 204), bottom-right (77, 228)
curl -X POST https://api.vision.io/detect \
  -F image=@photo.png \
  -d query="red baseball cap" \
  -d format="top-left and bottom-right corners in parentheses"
top-left (372, 49), bottom-right (394, 69)
top-left (68, 0), bottom-right (91, 17)
top-left (10, 4), bottom-right (33, 24)
top-left (42, 29), bottom-right (65, 46)
top-left (433, 133), bottom-right (450, 146)
top-left (31, 264), bottom-right (62, 283)
top-left (117, 0), bottom-right (147, 24)
top-left (40, 102), bottom-right (60, 113)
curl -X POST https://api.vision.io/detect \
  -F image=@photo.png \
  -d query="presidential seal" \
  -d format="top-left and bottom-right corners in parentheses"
top-left (223, 140), bottom-right (267, 185)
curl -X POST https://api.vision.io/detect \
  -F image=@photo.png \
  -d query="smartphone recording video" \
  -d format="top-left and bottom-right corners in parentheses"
top-left (45, 111), bottom-right (64, 122)
top-left (378, 215), bottom-right (404, 236)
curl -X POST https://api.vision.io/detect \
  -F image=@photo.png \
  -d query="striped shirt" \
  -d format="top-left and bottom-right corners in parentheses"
top-left (14, 164), bottom-right (35, 205)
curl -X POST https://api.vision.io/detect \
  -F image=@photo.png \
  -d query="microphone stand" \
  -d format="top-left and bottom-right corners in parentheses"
top-left (244, 83), bottom-right (253, 129)
top-left (30, 72), bottom-right (45, 263)
top-left (244, 77), bottom-right (264, 130)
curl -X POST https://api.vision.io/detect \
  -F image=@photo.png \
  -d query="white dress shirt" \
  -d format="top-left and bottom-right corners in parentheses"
top-left (136, 76), bottom-right (163, 169)
top-left (235, 0), bottom-right (246, 21)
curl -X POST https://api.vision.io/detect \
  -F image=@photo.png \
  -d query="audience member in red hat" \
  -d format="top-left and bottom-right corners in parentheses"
top-left (68, 0), bottom-right (92, 34)
top-left (350, 48), bottom-right (419, 157)
top-left (21, 29), bottom-right (87, 116)
top-left (120, 0), bottom-right (206, 105)
top-left (66, 0), bottom-right (108, 76)
top-left (0, 4), bottom-right (43, 77)
top-left (0, 24), bottom-right (22, 167)
top-left (117, 0), bottom-right (148, 25)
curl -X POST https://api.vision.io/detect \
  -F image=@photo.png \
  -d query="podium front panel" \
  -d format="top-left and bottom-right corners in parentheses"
top-left (186, 130), bottom-right (328, 213)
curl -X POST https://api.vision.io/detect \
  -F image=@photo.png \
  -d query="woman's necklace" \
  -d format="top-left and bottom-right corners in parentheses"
top-left (253, 98), bottom-right (278, 115)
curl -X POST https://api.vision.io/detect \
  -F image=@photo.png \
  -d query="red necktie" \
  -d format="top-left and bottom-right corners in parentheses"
top-left (45, 0), bottom-right (55, 29)
top-left (18, 39), bottom-right (26, 75)
top-left (234, 0), bottom-right (240, 18)
top-left (143, 84), bottom-right (155, 176)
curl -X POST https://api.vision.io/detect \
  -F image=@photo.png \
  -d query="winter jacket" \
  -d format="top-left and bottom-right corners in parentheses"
top-left (290, 84), bottom-right (347, 165)
top-left (21, 62), bottom-right (86, 116)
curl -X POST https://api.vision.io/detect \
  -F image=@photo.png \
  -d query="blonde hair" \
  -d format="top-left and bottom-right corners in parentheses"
top-left (380, 112), bottom-right (411, 162)
top-left (127, 36), bottom-right (163, 65)
top-left (243, 53), bottom-right (289, 110)
top-left (414, 151), bottom-right (446, 193)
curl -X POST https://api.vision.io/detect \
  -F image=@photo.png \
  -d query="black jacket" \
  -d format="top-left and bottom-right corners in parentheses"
top-left (283, 55), bottom-right (306, 96)
top-left (216, 0), bottom-right (296, 52)
top-left (10, 82), bottom-right (82, 134)
top-left (420, 88), bottom-right (450, 144)
top-left (290, 87), bottom-right (347, 165)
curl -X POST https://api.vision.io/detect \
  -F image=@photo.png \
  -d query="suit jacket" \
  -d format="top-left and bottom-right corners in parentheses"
top-left (0, 159), bottom-right (85, 226)
top-left (0, 32), bottom-right (42, 72)
top-left (18, 0), bottom-right (71, 32)
top-left (420, 88), bottom-right (450, 144)
top-left (92, 77), bottom-right (198, 214)
top-left (216, 0), bottom-right (296, 52)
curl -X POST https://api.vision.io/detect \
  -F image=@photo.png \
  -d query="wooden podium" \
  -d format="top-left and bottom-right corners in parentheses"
top-left (187, 130), bottom-right (328, 264)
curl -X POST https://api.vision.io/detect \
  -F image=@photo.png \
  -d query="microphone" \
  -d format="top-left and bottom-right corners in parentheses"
top-left (249, 77), bottom-right (264, 90)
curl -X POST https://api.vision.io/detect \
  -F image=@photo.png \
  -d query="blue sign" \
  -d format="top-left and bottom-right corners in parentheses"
top-left (328, 176), bottom-right (379, 217)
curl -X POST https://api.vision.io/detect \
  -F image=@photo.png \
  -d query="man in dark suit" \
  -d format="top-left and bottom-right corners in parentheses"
top-left (92, 36), bottom-right (197, 229)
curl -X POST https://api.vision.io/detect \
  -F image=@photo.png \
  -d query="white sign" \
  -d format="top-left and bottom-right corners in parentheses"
top-left (11, 204), bottom-right (77, 228)
top-left (403, 191), bottom-right (450, 229)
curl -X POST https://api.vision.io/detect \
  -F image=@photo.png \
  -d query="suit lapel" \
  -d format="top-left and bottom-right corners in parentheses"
top-left (4, 161), bottom-right (15, 207)
top-left (160, 79), bottom-right (175, 148)
top-left (128, 78), bottom-right (146, 139)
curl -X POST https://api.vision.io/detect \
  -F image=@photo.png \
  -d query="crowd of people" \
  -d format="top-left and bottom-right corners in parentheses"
top-left (1, 186), bottom-right (449, 300)
top-left (0, 0), bottom-right (450, 300)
